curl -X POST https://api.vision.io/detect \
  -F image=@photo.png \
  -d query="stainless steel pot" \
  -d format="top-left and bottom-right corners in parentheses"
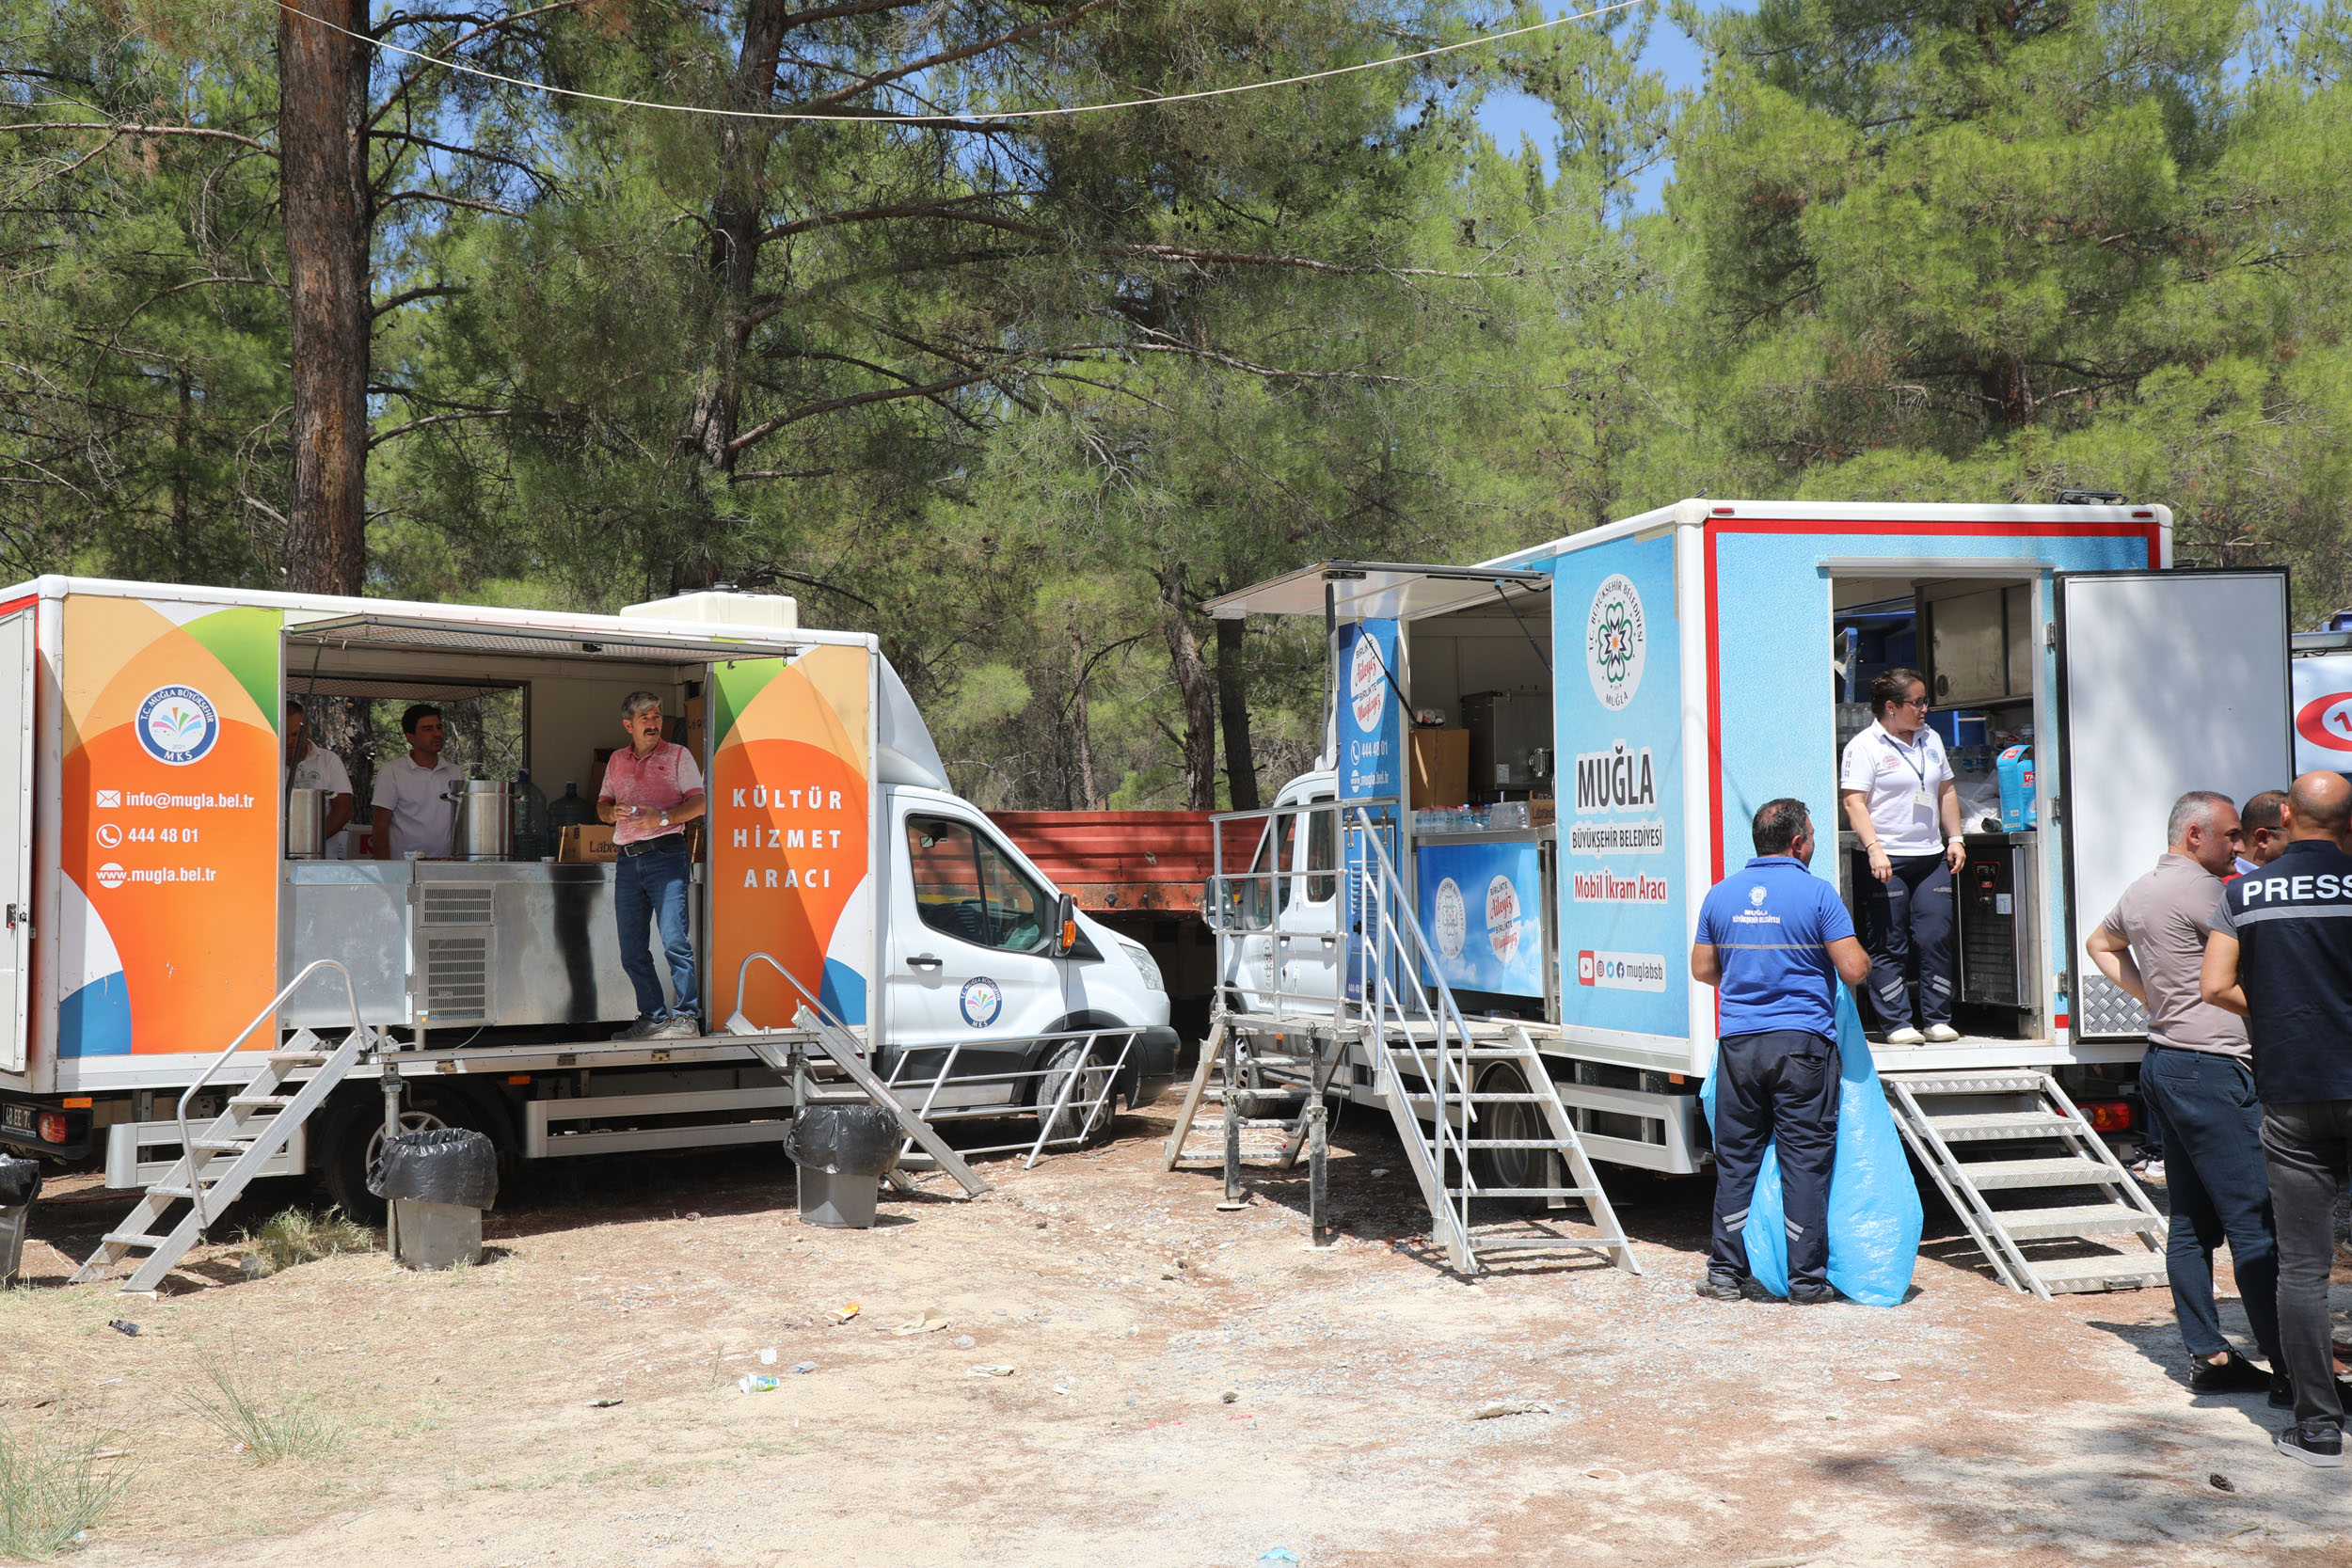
top-left (446, 779), bottom-right (512, 861)
top-left (285, 787), bottom-right (326, 859)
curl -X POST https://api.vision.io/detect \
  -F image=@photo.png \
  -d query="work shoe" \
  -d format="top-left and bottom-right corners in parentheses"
top-left (1788, 1285), bottom-right (1839, 1306)
top-left (2274, 1422), bottom-right (2345, 1467)
top-left (2268, 1371), bottom-right (2352, 1409)
top-left (1884, 1026), bottom-right (1925, 1046)
top-left (611, 1016), bottom-right (660, 1041)
top-left (1694, 1273), bottom-right (1773, 1302)
top-left (654, 1013), bottom-right (702, 1039)
top-left (2189, 1351), bottom-right (2272, 1395)
top-left (1923, 1023), bottom-right (1961, 1043)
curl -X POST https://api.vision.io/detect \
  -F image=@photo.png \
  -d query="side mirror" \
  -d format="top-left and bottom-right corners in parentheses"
top-left (1055, 892), bottom-right (1078, 956)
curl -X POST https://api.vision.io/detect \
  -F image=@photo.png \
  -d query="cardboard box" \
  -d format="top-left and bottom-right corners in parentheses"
top-left (557, 823), bottom-right (616, 863)
top-left (1409, 729), bottom-right (1469, 809)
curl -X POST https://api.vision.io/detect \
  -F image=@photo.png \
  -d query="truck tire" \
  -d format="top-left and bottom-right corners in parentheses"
top-left (1035, 1040), bottom-right (1118, 1146)
top-left (318, 1088), bottom-right (483, 1224)
top-left (1471, 1063), bottom-right (1550, 1215)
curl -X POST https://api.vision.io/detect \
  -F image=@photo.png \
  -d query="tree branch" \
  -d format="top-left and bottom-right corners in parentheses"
top-left (0, 120), bottom-right (275, 155)
top-left (379, 189), bottom-right (522, 217)
top-left (370, 408), bottom-right (513, 448)
top-left (726, 370), bottom-right (998, 455)
top-left (373, 283), bottom-right (469, 318)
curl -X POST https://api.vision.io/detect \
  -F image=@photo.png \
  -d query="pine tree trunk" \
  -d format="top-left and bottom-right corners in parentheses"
top-left (278, 0), bottom-right (372, 595)
top-left (1215, 616), bottom-right (1258, 809)
top-left (1072, 624), bottom-right (1100, 812)
top-left (677, 0), bottom-right (792, 587)
top-left (1157, 563), bottom-right (1217, 810)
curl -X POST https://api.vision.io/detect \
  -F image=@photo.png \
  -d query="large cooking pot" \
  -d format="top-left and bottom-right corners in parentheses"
top-left (446, 779), bottom-right (512, 861)
top-left (285, 787), bottom-right (326, 859)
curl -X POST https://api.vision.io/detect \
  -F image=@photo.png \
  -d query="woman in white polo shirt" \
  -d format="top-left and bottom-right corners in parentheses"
top-left (1838, 668), bottom-right (1967, 1044)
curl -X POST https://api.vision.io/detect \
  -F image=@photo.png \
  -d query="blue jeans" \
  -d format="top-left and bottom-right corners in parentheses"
top-left (614, 838), bottom-right (698, 1021)
top-left (2139, 1044), bottom-right (2280, 1366)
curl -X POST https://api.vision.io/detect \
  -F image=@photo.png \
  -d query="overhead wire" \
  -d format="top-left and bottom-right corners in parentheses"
top-left (286, 1), bottom-right (1649, 125)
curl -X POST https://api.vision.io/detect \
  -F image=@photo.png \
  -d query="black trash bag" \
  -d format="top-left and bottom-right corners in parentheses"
top-left (0, 1153), bottom-right (40, 1207)
top-left (783, 1104), bottom-right (901, 1178)
top-left (368, 1128), bottom-right (499, 1209)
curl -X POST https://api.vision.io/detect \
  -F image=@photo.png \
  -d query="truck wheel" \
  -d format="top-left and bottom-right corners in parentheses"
top-left (1036, 1040), bottom-right (1118, 1146)
top-left (318, 1094), bottom-right (456, 1224)
top-left (1471, 1063), bottom-right (1550, 1215)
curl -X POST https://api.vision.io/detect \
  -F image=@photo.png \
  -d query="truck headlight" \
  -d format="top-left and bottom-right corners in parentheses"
top-left (1118, 939), bottom-right (1163, 991)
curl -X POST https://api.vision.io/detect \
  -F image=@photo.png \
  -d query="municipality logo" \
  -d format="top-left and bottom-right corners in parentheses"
top-left (1584, 574), bottom-right (1645, 712)
top-left (958, 975), bottom-right (1003, 1029)
top-left (135, 685), bottom-right (218, 766)
top-left (1750, 885), bottom-right (1767, 907)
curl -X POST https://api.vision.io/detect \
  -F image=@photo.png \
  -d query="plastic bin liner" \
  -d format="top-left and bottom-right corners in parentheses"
top-left (1700, 986), bottom-right (1922, 1307)
top-left (785, 1104), bottom-right (902, 1178)
top-left (368, 1128), bottom-right (499, 1209)
top-left (0, 1153), bottom-right (40, 1207)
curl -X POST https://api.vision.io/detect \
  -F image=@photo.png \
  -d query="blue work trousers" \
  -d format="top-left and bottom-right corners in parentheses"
top-left (1854, 852), bottom-right (1955, 1030)
top-left (2139, 1044), bottom-right (2281, 1366)
top-left (1710, 1029), bottom-right (1841, 1295)
top-left (614, 837), bottom-right (699, 1022)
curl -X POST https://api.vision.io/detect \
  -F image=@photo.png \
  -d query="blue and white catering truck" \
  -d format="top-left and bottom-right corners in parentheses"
top-left (1206, 498), bottom-right (2294, 1188)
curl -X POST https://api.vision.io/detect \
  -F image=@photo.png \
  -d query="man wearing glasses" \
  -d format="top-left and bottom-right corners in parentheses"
top-left (1838, 668), bottom-right (1965, 1044)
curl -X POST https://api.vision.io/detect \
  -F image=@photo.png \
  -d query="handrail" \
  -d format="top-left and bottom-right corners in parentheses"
top-left (177, 958), bottom-right (363, 1231)
top-left (729, 950), bottom-right (860, 1041)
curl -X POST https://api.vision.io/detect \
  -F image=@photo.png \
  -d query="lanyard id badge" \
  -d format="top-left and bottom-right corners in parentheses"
top-left (1892, 736), bottom-right (1932, 813)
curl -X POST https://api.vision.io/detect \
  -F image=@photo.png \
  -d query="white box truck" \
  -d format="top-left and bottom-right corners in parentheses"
top-left (0, 578), bottom-right (1175, 1217)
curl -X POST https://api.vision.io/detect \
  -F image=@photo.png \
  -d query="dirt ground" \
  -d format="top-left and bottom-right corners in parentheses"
top-left (4, 1098), bottom-right (2350, 1568)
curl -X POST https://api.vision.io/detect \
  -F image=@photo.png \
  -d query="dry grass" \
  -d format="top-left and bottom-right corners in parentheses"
top-left (179, 1361), bottom-right (342, 1465)
top-left (236, 1209), bottom-right (375, 1277)
top-left (0, 1421), bottom-right (137, 1558)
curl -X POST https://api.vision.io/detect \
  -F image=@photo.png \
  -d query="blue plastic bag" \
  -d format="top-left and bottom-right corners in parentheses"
top-left (1698, 987), bottom-right (1922, 1307)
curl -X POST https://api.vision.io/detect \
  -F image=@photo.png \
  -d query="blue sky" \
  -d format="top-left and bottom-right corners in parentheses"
top-left (1473, 3), bottom-right (1748, 210)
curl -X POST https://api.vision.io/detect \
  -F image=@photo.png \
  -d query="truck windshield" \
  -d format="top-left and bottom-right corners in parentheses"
top-left (907, 816), bottom-right (1048, 952)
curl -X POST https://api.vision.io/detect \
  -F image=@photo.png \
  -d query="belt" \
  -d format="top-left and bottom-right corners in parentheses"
top-left (615, 834), bottom-right (686, 858)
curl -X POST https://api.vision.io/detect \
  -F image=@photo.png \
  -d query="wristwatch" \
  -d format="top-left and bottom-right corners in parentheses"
top-left (660, 810), bottom-right (670, 829)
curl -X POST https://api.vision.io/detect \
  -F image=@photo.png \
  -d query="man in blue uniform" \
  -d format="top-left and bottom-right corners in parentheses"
top-left (1691, 798), bottom-right (1873, 1304)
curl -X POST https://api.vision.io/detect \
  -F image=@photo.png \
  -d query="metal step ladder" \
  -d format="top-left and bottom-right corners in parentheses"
top-left (1882, 1069), bottom-right (2168, 1298)
top-left (1161, 1018), bottom-right (1330, 1172)
top-left (723, 951), bottom-right (991, 1197)
top-left (72, 1025), bottom-right (373, 1292)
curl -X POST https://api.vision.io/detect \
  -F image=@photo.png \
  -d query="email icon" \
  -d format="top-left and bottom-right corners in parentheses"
top-left (96, 789), bottom-right (120, 808)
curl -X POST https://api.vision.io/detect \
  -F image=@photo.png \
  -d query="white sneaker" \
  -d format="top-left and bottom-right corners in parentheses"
top-left (1885, 1026), bottom-right (1925, 1045)
top-left (1923, 1023), bottom-right (1961, 1043)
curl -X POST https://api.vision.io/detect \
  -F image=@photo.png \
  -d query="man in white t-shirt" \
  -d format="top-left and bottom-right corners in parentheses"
top-left (1837, 667), bottom-right (1966, 1044)
top-left (284, 700), bottom-right (353, 859)
top-left (372, 704), bottom-right (462, 860)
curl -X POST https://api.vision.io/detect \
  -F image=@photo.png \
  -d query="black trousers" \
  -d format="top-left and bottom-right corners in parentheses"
top-left (1852, 851), bottom-right (1956, 1030)
top-left (2262, 1100), bottom-right (2352, 1430)
top-left (1711, 1028), bottom-right (1841, 1294)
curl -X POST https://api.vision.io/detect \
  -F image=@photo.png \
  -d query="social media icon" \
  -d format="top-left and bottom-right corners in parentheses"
top-left (96, 789), bottom-right (120, 808)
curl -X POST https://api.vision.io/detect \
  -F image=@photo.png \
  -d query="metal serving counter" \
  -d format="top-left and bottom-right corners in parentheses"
top-left (278, 861), bottom-right (705, 1031)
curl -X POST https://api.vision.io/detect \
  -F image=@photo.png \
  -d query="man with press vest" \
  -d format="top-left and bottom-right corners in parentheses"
top-left (2201, 770), bottom-right (2352, 1468)
top-left (1690, 798), bottom-right (1873, 1304)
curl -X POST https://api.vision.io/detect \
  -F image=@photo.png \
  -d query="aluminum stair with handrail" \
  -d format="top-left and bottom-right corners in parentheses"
top-left (71, 959), bottom-right (382, 1293)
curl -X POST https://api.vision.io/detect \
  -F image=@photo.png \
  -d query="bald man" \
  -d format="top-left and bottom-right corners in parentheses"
top-left (2203, 771), bottom-right (2352, 1468)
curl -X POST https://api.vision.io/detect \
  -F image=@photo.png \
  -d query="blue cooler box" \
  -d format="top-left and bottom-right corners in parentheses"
top-left (1996, 745), bottom-right (2036, 829)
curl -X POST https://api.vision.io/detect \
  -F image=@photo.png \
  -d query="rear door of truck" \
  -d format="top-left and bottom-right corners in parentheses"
top-left (2056, 567), bottom-right (2292, 1039)
top-left (1, 601), bottom-right (32, 1074)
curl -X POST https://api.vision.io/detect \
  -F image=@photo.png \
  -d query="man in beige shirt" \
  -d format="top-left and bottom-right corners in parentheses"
top-left (2088, 790), bottom-right (2280, 1398)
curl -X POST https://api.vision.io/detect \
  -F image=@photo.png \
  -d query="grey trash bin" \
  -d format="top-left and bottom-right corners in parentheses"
top-left (0, 1154), bottom-right (41, 1288)
top-left (368, 1128), bottom-right (498, 1269)
top-left (785, 1105), bottom-right (899, 1229)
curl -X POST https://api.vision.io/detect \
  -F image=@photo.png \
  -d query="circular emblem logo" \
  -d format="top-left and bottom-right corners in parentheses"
top-left (1486, 876), bottom-right (1522, 966)
top-left (96, 862), bottom-right (127, 891)
top-left (1433, 879), bottom-right (1467, 959)
top-left (136, 684), bottom-right (218, 766)
top-left (958, 975), bottom-right (1003, 1029)
top-left (1750, 885), bottom-right (1767, 907)
top-left (2296, 690), bottom-right (2352, 754)
top-left (1349, 634), bottom-right (1387, 735)
top-left (1584, 575), bottom-right (1645, 712)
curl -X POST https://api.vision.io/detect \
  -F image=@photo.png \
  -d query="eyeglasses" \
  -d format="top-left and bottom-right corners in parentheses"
top-left (1891, 697), bottom-right (1929, 710)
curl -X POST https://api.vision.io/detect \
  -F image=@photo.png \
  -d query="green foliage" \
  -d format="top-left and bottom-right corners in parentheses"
top-left (181, 1358), bottom-right (342, 1464)
top-left (7, 0), bottom-right (2352, 800)
top-left (0, 1421), bottom-right (136, 1558)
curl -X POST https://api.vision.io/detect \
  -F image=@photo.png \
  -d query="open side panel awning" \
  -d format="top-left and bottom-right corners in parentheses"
top-left (1201, 561), bottom-right (1551, 623)
top-left (285, 613), bottom-right (809, 665)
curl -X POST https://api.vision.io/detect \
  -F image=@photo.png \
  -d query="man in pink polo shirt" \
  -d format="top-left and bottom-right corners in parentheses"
top-left (598, 690), bottom-right (707, 1039)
